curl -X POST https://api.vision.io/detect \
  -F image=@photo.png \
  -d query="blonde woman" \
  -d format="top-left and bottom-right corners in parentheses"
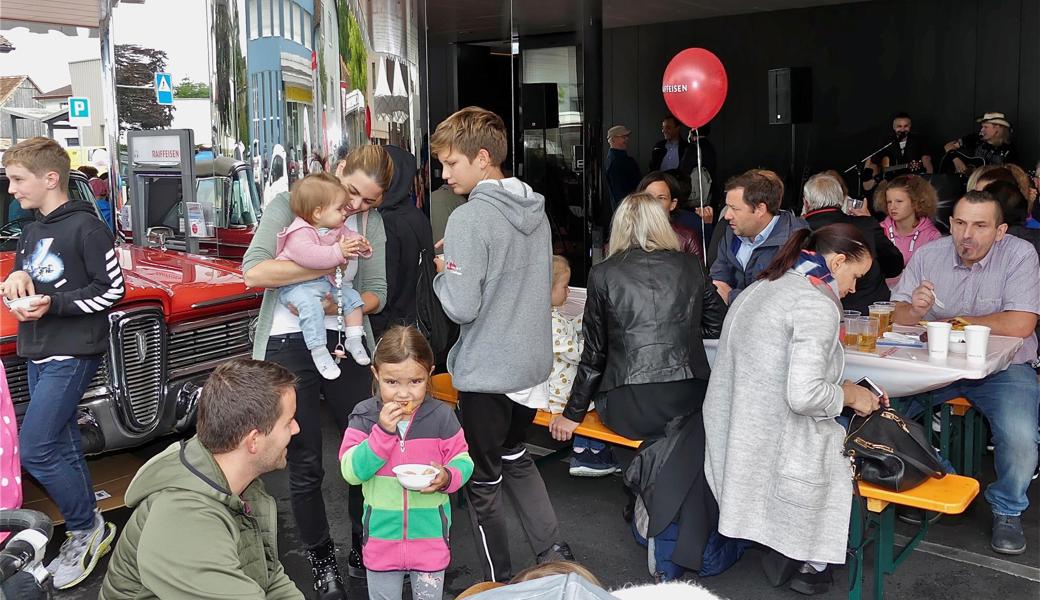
top-left (549, 192), bottom-right (727, 578)
top-left (872, 175), bottom-right (942, 287)
top-left (242, 144), bottom-right (392, 598)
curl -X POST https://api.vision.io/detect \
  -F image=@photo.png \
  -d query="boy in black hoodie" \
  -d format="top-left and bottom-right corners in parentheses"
top-left (1, 137), bottom-right (123, 590)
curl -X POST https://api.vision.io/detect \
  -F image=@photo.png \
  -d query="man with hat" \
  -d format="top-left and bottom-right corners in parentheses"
top-left (945, 112), bottom-right (1016, 174)
top-left (605, 124), bottom-right (641, 210)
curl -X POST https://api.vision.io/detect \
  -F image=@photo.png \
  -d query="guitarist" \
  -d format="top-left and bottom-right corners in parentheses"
top-left (880, 112), bottom-right (933, 177)
top-left (944, 112), bottom-right (1017, 174)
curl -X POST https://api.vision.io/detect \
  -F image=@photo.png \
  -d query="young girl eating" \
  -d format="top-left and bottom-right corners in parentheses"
top-left (276, 173), bottom-right (372, 380)
top-left (339, 325), bottom-right (473, 600)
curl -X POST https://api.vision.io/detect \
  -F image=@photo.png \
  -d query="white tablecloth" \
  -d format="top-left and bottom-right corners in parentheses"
top-left (703, 327), bottom-right (1023, 398)
top-left (563, 288), bottom-right (1023, 398)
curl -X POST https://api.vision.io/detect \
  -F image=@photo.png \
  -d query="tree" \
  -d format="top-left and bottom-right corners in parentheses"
top-left (338, 3), bottom-right (367, 92)
top-left (115, 44), bottom-right (174, 130)
top-left (174, 77), bottom-right (210, 98)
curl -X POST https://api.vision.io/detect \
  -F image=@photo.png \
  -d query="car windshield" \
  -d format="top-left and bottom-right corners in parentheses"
top-left (231, 168), bottom-right (262, 226)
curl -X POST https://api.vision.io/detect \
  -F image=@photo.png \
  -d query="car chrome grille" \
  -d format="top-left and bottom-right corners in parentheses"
top-left (111, 310), bottom-right (165, 431)
top-left (167, 315), bottom-right (254, 375)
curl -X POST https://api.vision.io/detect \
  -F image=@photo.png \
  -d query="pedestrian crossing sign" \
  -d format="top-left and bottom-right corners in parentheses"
top-left (155, 72), bottom-right (174, 106)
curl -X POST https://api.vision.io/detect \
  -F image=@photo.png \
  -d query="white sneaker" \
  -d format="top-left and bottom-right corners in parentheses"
top-left (312, 347), bottom-right (342, 380)
top-left (47, 511), bottom-right (117, 590)
top-left (345, 336), bottom-right (370, 366)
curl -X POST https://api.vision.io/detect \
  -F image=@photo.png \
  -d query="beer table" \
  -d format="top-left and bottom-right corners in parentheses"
top-left (562, 288), bottom-right (1024, 398)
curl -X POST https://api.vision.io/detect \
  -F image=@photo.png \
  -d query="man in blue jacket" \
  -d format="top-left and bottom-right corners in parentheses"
top-left (709, 169), bottom-right (808, 303)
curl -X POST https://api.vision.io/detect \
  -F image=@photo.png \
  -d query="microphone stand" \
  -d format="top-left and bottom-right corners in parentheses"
top-left (845, 140), bottom-right (894, 198)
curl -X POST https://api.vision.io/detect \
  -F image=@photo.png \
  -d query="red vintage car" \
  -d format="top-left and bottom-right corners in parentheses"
top-left (1, 168), bottom-right (262, 454)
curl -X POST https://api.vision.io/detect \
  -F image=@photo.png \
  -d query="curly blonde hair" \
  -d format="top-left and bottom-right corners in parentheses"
top-left (873, 175), bottom-right (938, 218)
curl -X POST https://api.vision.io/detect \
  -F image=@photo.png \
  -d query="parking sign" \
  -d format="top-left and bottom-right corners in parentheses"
top-left (68, 97), bottom-right (90, 126)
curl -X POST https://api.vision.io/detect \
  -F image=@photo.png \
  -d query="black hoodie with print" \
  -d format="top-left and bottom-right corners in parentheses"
top-left (13, 201), bottom-right (123, 359)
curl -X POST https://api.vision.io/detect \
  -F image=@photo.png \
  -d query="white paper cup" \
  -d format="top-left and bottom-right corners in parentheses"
top-left (926, 322), bottom-right (953, 358)
top-left (964, 325), bottom-right (991, 361)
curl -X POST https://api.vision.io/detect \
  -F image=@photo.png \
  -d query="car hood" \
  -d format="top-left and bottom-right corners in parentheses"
top-left (1, 242), bottom-right (261, 340)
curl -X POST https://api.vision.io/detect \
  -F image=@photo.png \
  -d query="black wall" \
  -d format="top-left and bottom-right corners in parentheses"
top-left (604, 0), bottom-right (1040, 196)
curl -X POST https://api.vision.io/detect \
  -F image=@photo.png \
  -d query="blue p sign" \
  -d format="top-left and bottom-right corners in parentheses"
top-left (68, 97), bottom-right (90, 126)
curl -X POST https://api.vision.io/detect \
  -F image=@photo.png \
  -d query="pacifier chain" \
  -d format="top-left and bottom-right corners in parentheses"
top-left (333, 265), bottom-right (347, 362)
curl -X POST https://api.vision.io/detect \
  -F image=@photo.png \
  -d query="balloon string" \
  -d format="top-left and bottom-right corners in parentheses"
top-left (695, 129), bottom-right (707, 260)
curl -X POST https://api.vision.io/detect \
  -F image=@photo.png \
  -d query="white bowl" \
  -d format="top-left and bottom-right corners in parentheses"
top-left (949, 330), bottom-right (967, 354)
top-left (392, 464), bottom-right (437, 491)
top-left (3, 294), bottom-right (45, 312)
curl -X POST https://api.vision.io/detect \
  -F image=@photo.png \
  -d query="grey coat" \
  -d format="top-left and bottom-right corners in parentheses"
top-left (703, 272), bottom-right (853, 564)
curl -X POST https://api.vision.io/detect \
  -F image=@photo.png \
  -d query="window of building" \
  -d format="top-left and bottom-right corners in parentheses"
top-left (261, 0), bottom-right (274, 37)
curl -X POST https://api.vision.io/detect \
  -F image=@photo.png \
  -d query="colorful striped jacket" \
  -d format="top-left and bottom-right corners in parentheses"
top-left (339, 396), bottom-right (473, 572)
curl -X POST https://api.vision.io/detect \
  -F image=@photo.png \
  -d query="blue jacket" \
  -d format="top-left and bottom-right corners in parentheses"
top-left (708, 211), bottom-right (808, 303)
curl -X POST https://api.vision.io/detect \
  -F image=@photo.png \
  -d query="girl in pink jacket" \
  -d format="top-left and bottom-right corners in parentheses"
top-left (276, 174), bottom-right (372, 379)
top-left (873, 175), bottom-right (943, 288)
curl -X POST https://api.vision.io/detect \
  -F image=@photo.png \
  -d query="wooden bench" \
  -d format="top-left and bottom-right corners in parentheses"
top-left (849, 474), bottom-right (979, 600)
top-left (430, 373), bottom-right (641, 449)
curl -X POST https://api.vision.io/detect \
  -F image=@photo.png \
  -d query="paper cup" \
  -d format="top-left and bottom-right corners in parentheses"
top-left (964, 325), bottom-right (991, 361)
top-left (926, 321), bottom-right (953, 358)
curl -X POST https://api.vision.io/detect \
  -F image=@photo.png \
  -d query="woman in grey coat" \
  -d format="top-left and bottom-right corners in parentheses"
top-left (703, 223), bottom-right (885, 595)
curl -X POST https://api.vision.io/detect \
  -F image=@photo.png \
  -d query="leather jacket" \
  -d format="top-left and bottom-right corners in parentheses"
top-left (563, 249), bottom-right (727, 422)
top-left (672, 222), bottom-right (704, 261)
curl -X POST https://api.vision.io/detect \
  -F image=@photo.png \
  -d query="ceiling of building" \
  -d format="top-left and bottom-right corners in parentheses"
top-left (426, 0), bottom-right (870, 42)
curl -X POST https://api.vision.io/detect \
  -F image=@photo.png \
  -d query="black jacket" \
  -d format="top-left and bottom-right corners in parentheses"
top-left (649, 138), bottom-right (690, 172)
top-left (564, 249), bottom-right (726, 422)
top-left (14, 201), bottom-right (122, 359)
top-left (371, 146), bottom-right (433, 339)
top-left (803, 207), bottom-right (904, 314)
top-left (604, 148), bottom-right (641, 204)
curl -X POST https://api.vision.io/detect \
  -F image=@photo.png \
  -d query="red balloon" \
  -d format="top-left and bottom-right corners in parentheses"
top-left (661, 48), bottom-right (728, 130)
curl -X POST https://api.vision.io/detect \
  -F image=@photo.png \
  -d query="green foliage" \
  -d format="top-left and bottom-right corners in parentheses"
top-left (338, 3), bottom-right (368, 92)
top-left (174, 78), bottom-right (211, 98)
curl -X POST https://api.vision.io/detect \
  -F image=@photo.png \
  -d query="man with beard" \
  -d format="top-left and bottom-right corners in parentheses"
top-left (944, 112), bottom-right (1017, 174)
top-left (880, 113), bottom-right (933, 176)
top-left (100, 359), bottom-right (304, 599)
top-left (891, 190), bottom-right (1039, 557)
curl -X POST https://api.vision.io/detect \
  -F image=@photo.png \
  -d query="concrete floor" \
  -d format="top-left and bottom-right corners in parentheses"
top-left (46, 417), bottom-right (1040, 599)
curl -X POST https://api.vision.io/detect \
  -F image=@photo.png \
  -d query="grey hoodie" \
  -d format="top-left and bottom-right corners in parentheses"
top-left (433, 178), bottom-right (552, 393)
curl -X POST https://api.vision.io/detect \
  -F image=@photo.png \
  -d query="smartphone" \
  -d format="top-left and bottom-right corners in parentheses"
top-left (856, 376), bottom-right (884, 398)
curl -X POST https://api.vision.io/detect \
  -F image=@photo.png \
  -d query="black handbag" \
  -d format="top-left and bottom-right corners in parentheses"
top-left (415, 248), bottom-right (459, 372)
top-left (843, 408), bottom-right (946, 492)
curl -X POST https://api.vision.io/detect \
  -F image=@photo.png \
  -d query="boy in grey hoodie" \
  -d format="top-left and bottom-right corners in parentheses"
top-left (432, 107), bottom-right (572, 582)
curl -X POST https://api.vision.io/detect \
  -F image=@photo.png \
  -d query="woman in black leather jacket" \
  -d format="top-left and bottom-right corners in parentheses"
top-left (549, 192), bottom-right (727, 441)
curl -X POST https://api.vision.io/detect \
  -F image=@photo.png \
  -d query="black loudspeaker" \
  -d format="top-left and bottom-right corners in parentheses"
top-left (521, 83), bottom-right (559, 130)
top-left (768, 67), bottom-right (812, 125)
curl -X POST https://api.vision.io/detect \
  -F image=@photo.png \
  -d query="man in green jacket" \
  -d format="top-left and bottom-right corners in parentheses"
top-left (99, 359), bottom-right (304, 599)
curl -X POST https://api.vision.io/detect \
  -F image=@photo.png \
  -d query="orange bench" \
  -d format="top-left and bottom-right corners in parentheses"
top-left (430, 373), bottom-right (641, 449)
top-left (849, 474), bottom-right (979, 600)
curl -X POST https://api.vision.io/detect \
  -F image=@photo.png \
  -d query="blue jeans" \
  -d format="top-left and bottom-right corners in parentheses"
top-left (21, 357), bottom-right (101, 531)
top-left (573, 436), bottom-right (608, 452)
top-left (900, 363), bottom-right (1040, 516)
top-left (279, 278), bottom-right (364, 351)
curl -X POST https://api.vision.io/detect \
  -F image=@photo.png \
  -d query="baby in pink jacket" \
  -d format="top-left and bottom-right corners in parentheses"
top-left (276, 174), bottom-right (372, 379)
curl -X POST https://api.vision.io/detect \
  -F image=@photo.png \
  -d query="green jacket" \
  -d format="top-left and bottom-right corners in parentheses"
top-left (99, 437), bottom-right (303, 600)
top-left (244, 191), bottom-right (388, 359)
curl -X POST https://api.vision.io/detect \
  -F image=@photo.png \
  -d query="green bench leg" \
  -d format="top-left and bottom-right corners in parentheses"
top-left (872, 506), bottom-right (894, 600)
